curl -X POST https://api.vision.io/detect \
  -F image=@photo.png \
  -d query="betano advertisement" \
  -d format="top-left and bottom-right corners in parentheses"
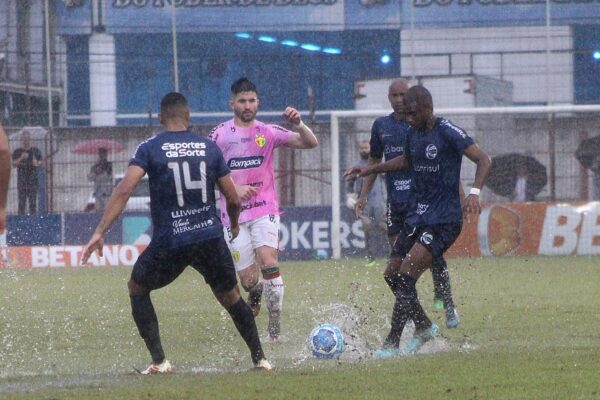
top-left (2, 202), bottom-right (600, 268)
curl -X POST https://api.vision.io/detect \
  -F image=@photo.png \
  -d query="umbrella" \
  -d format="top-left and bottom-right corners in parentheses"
top-left (72, 139), bottom-right (125, 154)
top-left (486, 153), bottom-right (547, 199)
top-left (575, 135), bottom-right (600, 170)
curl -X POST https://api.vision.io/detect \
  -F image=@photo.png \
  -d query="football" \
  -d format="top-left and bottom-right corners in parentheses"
top-left (308, 324), bottom-right (344, 359)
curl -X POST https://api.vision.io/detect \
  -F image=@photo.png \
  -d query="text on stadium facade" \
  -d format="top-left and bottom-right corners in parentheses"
top-left (112, 0), bottom-right (337, 7)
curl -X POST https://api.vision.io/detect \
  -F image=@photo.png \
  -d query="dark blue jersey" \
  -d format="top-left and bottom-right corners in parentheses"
top-left (130, 130), bottom-right (230, 249)
top-left (370, 114), bottom-right (413, 205)
top-left (406, 118), bottom-right (474, 226)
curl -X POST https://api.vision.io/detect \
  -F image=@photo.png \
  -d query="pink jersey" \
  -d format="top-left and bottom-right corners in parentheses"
top-left (209, 119), bottom-right (294, 225)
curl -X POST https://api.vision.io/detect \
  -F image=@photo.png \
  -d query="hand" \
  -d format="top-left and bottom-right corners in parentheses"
top-left (236, 184), bottom-right (258, 201)
top-left (229, 225), bottom-right (240, 242)
top-left (463, 194), bottom-right (482, 217)
top-left (345, 194), bottom-right (357, 209)
top-left (343, 166), bottom-right (364, 178)
top-left (282, 107), bottom-right (302, 126)
top-left (81, 232), bottom-right (104, 265)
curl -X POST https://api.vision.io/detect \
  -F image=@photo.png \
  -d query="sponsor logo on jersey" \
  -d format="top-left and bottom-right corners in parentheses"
top-left (425, 144), bottom-right (438, 159)
top-left (255, 133), bottom-right (266, 148)
top-left (161, 141), bottom-right (206, 158)
top-left (414, 164), bottom-right (440, 173)
top-left (441, 119), bottom-right (467, 138)
top-left (228, 156), bottom-right (264, 170)
top-left (416, 202), bottom-right (429, 215)
top-left (393, 179), bottom-right (411, 191)
top-left (384, 145), bottom-right (403, 154)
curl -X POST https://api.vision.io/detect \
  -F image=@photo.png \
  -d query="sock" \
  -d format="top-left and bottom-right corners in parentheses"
top-left (227, 298), bottom-right (265, 364)
top-left (130, 294), bottom-right (165, 364)
top-left (263, 267), bottom-right (284, 337)
top-left (431, 257), bottom-right (455, 309)
top-left (384, 272), bottom-right (403, 296)
top-left (383, 274), bottom-right (415, 348)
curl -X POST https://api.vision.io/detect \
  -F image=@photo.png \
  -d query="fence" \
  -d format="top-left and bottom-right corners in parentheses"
top-left (5, 105), bottom-right (600, 221)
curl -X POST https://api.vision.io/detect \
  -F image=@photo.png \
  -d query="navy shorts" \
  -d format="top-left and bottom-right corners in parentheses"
top-left (386, 202), bottom-right (412, 237)
top-left (131, 236), bottom-right (237, 293)
top-left (391, 223), bottom-right (462, 259)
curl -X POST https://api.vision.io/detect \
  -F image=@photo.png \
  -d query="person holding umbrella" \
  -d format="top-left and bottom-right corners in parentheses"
top-left (87, 147), bottom-right (113, 212)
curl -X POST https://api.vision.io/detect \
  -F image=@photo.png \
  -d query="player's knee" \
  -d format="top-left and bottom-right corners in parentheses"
top-left (240, 275), bottom-right (259, 292)
top-left (128, 279), bottom-right (148, 296)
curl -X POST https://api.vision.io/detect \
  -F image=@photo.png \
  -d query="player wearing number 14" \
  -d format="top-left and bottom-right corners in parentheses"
top-left (81, 93), bottom-right (271, 373)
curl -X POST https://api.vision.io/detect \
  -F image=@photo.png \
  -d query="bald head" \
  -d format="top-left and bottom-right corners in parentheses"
top-left (388, 79), bottom-right (410, 118)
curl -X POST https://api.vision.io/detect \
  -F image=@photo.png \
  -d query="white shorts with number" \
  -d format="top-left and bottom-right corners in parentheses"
top-left (223, 214), bottom-right (280, 272)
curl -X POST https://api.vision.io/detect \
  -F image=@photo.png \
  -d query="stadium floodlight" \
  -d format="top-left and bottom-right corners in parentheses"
top-left (593, 51), bottom-right (600, 60)
top-left (258, 35), bottom-right (277, 43)
top-left (380, 53), bottom-right (391, 64)
top-left (322, 47), bottom-right (342, 55)
top-left (300, 43), bottom-right (321, 52)
top-left (281, 40), bottom-right (299, 47)
top-left (234, 33), bottom-right (252, 39)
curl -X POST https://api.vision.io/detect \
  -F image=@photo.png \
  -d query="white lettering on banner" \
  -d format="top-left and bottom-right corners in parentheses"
top-left (278, 220), bottom-right (364, 250)
top-left (30, 245), bottom-right (141, 268)
top-left (291, 222), bottom-right (311, 249)
top-left (112, 0), bottom-right (338, 8)
top-left (351, 220), bottom-right (365, 248)
top-left (577, 206), bottom-right (600, 254)
top-left (538, 205), bottom-right (600, 255)
top-left (312, 221), bottom-right (329, 248)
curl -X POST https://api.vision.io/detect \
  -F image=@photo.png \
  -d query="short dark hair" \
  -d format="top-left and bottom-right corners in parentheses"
top-left (404, 85), bottom-right (433, 109)
top-left (160, 92), bottom-right (188, 119)
top-left (231, 78), bottom-right (258, 96)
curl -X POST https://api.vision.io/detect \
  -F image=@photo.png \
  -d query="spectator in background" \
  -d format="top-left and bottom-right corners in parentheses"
top-left (87, 148), bottom-right (113, 212)
top-left (591, 154), bottom-right (600, 200)
top-left (11, 131), bottom-right (42, 215)
top-left (345, 139), bottom-right (387, 266)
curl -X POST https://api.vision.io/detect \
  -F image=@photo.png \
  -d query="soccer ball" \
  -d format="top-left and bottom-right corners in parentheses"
top-left (315, 249), bottom-right (329, 260)
top-left (308, 324), bottom-right (344, 359)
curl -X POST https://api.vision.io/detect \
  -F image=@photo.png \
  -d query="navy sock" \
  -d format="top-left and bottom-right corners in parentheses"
top-left (384, 274), bottom-right (416, 348)
top-left (432, 257), bottom-right (455, 309)
top-left (384, 272), bottom-right (403, 296)
top-left (227, 298), bottom-right (265, 364)
top-left (130, 293), bottom-right (165, 364)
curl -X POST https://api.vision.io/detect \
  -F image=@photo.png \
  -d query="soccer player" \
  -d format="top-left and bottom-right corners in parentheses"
top-left (81, 93), bottom-right (272, 373)
top-left (348, 85), bottom-right (491, 356)
top-left (210, 78), bottom-right (318, 342)
top-left (0, 121), bottom-right (11, 233)
top-left (355, 79), bottom-right (460, 328)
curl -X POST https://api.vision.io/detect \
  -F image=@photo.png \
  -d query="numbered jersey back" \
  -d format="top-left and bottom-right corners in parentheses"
top-left (129, 131), bottom-right (231, 249)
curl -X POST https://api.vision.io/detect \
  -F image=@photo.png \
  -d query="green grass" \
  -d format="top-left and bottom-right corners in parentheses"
top-left (0, 256), bottom-right (599, 399)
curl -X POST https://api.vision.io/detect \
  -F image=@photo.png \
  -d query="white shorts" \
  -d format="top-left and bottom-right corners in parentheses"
top-left (223, 214), bottom-right (280, 272)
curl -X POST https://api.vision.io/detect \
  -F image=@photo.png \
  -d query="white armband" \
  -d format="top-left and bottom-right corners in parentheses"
top-left (469, 187), bottom-right (481, 196)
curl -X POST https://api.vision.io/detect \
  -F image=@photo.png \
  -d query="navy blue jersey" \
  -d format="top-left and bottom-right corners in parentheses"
top-left (130, 131), bottom-right (230, 249)
top-left (369, 114), bottom-right (412, 205)
top-left (406, 118), bottom-right (474, 226)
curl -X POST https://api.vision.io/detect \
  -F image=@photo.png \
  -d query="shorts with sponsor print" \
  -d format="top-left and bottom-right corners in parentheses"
top-left (131, 237), bottom-right (237, 293)
top-left (391, 223), bottom-right (462, 259)
top-left (223, 214), bottom-right (280, 272)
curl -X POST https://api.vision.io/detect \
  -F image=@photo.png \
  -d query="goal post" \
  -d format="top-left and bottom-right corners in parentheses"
top-left (330, 104), bottom-right (600, 260)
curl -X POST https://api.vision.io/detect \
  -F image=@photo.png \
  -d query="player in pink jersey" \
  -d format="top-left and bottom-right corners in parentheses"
top-left (210, 78), bottom-right (318, 342)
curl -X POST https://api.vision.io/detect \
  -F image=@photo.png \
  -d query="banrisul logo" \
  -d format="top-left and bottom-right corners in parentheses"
top-left (228, 156), bottom-right (264, 170)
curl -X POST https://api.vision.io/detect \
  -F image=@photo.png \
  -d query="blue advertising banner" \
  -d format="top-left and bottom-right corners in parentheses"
top-left (403, 0), bottom-right (600, 27)
top-left (56, 0), bottom-right (92, 35)
top-left (56, 0), bottom-right (401, 34)
top-left (8, 207), bottom-right (388, 261)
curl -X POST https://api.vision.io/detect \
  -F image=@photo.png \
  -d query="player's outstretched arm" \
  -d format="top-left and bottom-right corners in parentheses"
top-left (0, 122), bottom-right (10, 233)
top-left (81, 165), bottom-right (145, 264)
top-left (218, 174), bottom-right (242, 240)
top-left (355, 156), bottom-right (382, 218)
top-left (462, 143), bottom-right (492, 216)
top-left (283, 107), bottom-right (318, 149)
